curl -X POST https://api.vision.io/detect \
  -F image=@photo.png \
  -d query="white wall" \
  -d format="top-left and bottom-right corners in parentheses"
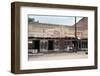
top-left (0, 0), bottom-right (100, 76)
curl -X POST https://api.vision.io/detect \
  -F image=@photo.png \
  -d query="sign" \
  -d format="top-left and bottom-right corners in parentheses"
top-left (77, 32), bottom-right (82, 38)
top-left (46, 29), bottom-right (60, 37)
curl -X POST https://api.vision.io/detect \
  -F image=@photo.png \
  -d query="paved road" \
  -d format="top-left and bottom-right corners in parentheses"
top-left (28, 51), bottom-right (88, 61)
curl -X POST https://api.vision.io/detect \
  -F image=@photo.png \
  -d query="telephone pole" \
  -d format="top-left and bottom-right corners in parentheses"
top-left (74, 16), bottom-right (78, 52)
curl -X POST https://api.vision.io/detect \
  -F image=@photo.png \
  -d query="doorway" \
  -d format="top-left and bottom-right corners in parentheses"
top-left (32, 40), bottom-right (40, 52)
top-left (48, 40), bottom-right (54, 50)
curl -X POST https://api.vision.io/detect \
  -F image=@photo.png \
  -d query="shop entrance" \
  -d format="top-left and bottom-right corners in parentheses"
top-left (32, 40), bottom-right (40, 52)
top-left (48, 40), bottom-right (54, 50)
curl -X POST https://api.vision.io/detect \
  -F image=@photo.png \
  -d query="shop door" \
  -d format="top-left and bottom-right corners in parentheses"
top-left (48, 40), bottom-right (54, 50)
top-left (32, 40), bottom-right (40, 53)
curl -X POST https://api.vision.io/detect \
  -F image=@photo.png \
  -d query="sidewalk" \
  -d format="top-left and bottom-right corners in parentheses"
top-left (28, 51), bottom-right (88, 61)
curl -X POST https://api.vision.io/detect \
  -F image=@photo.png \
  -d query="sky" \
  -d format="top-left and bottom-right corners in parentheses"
top-left (28, 15), bottom-right (83, 26)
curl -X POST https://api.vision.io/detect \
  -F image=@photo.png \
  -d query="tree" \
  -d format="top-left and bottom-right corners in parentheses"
top-left (28, 17), bottom-right (35, 23)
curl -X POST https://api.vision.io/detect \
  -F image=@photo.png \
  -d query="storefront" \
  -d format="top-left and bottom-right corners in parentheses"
top-left (28, 17), bottom-right (88, 54)
top-left (28, 37), bottom-right (87, 54)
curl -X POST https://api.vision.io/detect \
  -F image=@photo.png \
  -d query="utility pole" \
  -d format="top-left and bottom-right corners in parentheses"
top-left (74, 16), bottom-right (77, 52)
top-left (75, 16), bottom-right (77, 39)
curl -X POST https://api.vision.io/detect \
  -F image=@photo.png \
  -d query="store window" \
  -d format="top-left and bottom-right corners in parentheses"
top-left (40, 40), bottom-right (48, 52)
